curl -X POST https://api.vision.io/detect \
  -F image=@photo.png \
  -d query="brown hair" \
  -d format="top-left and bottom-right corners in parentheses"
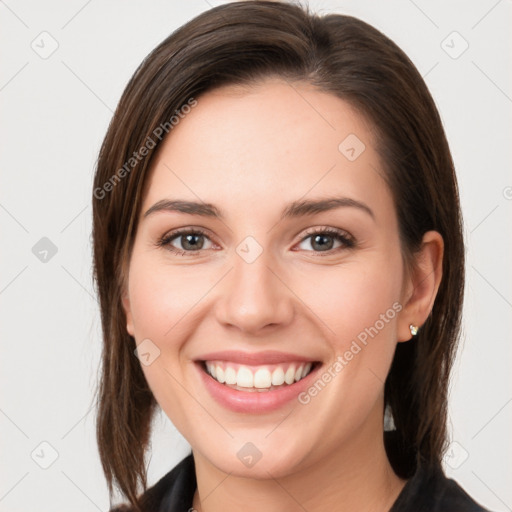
top-left (92, 1), bottom-right (464, 510)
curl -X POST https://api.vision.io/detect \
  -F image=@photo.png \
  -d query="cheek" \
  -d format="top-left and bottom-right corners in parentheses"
top-left (305, 264), bottom-right (401, 342)
top-left (127, 257), bottom-right (203, 434)
top-left (302, 257), bottom-right (403, 391)
top-left (128, 253), bottom-right (205, 341)
top-left (126, 253), bottom-right (196, 386)
top-left (293, 264), bottom-right (402, 432)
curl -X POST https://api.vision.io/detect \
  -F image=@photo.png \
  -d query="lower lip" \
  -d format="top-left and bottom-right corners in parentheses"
top-left (196, 362), bottom-right (320, 413)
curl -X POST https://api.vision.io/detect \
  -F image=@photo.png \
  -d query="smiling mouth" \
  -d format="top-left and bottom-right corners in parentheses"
top-left (199, 360), bottom-right (319, 392)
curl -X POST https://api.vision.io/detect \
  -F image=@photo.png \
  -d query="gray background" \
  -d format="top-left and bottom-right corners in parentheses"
top-left (1, 0), bottom-right (511, 510)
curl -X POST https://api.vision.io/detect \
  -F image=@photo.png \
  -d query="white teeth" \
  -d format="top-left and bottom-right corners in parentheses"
top-left (237, 366), bottom-right (254, 388)
top-left (284, 365), bottom-right (296, 385)
top-left (302, 362), bottom-right (312, 378)
top-left (224, 366), bottom-right (237, 385)
top-left (254, 368), bottom-right (272, 388)
top-left (271, 367), bottom-right (285, 386)
top-left (204, 361), bottom-right (315, 389)
top-left (215, 364), bottom-right (225, 384)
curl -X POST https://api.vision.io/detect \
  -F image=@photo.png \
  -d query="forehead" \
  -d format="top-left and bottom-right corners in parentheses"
top-left (142, 78), bottom-right (391, 223)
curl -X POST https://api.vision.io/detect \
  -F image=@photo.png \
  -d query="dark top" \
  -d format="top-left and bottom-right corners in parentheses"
top-left (111, 451), bottom-right (492, 512)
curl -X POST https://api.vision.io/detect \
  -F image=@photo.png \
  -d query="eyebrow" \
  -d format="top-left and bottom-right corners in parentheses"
top-left (143, 196), bottom-right (374, 221)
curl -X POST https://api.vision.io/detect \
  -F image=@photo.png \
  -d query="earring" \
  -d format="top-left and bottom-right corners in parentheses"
top-left (409, 324), bottom-right (419, 336)
top-left (384, 404), bottom-right (396, 431)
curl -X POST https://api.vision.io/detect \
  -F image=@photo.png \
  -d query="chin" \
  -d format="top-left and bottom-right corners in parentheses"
top-left (194, 434), bottom-right (315, 479)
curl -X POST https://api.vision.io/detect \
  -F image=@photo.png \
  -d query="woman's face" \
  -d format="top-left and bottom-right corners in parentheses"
top-left (122, 78), bottom-right (414, 478)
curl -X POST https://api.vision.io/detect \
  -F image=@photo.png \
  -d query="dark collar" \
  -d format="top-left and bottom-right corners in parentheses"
top-left (132, 446), bottom-right (490, 512)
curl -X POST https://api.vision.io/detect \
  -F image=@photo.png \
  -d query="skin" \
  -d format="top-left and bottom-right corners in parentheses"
top-left (122, 78), bottom-right (443, 512)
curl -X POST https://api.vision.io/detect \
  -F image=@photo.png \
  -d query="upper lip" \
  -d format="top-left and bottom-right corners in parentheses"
top-left (196, 350), bottom-right (318, 366)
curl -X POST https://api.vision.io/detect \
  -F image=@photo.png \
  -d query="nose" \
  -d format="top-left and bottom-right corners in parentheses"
top-left (214, 246), bottom-right (294, 335)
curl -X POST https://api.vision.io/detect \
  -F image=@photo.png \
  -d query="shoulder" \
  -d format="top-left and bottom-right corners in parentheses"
top-left (109, 453), bottom-right (196, 512)
top-left (391, 459), bottom-right (494, 512)
top-left (437, 476), bottom-right (492, 512)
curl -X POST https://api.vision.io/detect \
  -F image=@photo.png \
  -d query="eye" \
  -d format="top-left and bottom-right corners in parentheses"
top-left (296, 227), bottom-right (355, 255)
top-left (156, 228), bottom-right (215, 256)
top-left (156, 226), bottom-right (355, 257)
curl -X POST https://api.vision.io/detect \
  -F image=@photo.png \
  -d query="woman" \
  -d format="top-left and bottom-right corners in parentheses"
top-left (92, 1), bottom-right (492, 510)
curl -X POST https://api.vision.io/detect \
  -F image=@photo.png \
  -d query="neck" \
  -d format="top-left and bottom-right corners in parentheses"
top-left (192, 417), bottom-right (407, 512)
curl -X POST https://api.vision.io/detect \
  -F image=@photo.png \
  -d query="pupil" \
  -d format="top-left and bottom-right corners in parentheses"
top-left (313, 234), bottom-right (333, 251)
top-left (183, 234), bottom-right (203, 250)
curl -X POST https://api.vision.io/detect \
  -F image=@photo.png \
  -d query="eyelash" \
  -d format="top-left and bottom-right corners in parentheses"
top-left (156, 226), bottom-right (356, 257)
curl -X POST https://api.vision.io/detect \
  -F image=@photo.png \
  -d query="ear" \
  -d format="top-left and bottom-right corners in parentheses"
top-left (121, 287), bottom-right (135, 337)
top-left (397, 230), bottom-right (444, 342)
